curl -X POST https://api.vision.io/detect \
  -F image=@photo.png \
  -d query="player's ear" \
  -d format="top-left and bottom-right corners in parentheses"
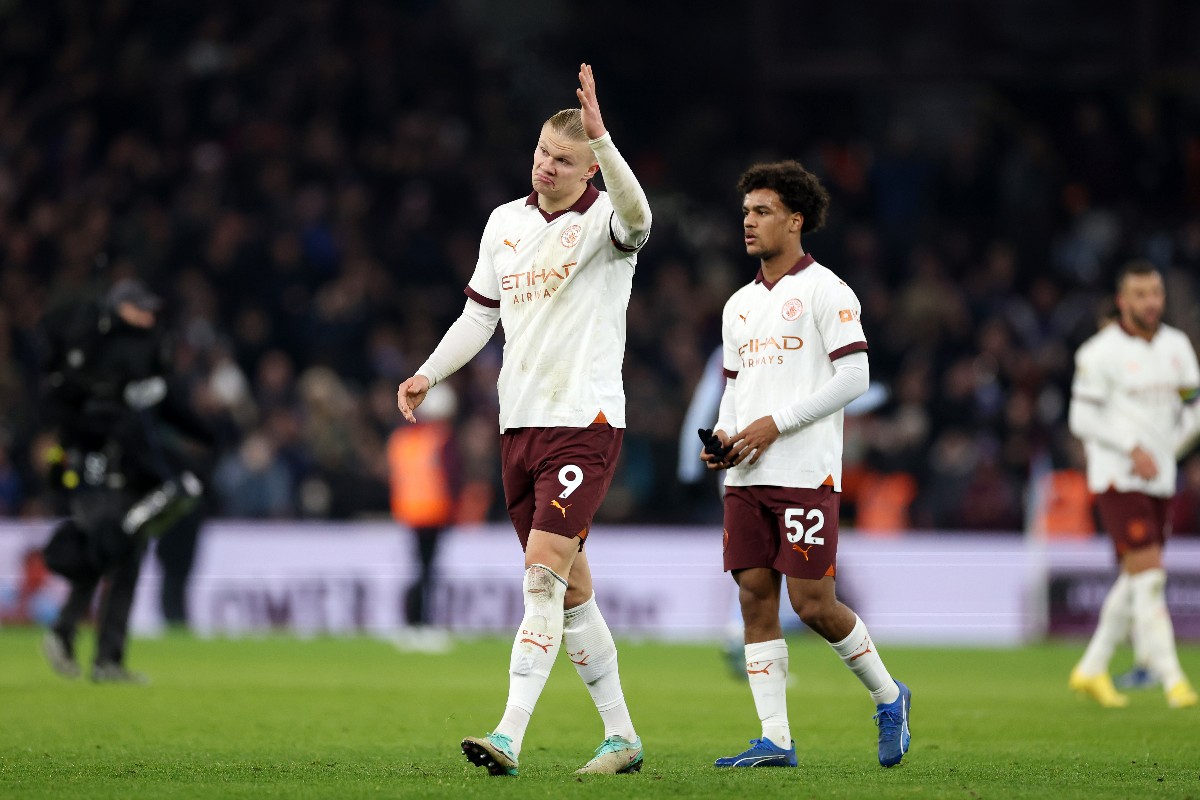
top-left (585, 161), bottom-right (599, 181)
top-left (792, 212), bottom-right (805, 232)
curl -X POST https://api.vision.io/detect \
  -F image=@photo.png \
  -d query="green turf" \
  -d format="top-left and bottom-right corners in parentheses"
top-left (1, 629), bottom-right (1197, 799)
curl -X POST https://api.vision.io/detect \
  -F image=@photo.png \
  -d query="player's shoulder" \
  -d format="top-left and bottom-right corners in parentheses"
top-left (1158, 323), bottom-right (1193, 348)
top-left (583, 188), bottom-right (619, 223)
top-left (800, 261), bottom-right (859, 306)
top-left (789, 258), bottom-right (845, 287)
top-left (1077, 323), bottom-right (1123, 358)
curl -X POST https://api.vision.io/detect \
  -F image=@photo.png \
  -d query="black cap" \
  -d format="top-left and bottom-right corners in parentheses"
top-left (107, 278), bottom-right (162, 312)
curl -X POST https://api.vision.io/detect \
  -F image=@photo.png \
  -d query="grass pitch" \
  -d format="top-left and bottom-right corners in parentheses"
top-left (1, 629), bottom-right (1197, 799)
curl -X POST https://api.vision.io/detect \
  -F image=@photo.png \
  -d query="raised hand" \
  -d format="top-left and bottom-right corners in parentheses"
top-left (576, 63), bottom-right (607, 141)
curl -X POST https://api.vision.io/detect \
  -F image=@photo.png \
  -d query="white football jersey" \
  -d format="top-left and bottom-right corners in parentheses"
top-left (466, 185), bottom-right (643, 432)
top-left (720, 254), bottom-right (867, 490)
top-left (1070, 321), bottom-right (1200, 497)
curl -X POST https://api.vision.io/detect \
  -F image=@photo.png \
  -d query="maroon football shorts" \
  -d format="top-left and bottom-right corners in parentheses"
top-left (1094, 489), bottom-right (1171, 559)
top-left (723, 484), bottom-right (841, 580)
top-left (501, 422), bottom-right (624, 549)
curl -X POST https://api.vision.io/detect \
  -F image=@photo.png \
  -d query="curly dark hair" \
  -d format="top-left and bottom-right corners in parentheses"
top-left (736, 160), bottom-right (830, 234)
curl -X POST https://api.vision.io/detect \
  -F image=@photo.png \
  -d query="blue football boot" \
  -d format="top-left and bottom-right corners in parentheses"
top-left (713, 737), bottom-right (797, 768)
top-left (874, 680), bottom-right (911, 767)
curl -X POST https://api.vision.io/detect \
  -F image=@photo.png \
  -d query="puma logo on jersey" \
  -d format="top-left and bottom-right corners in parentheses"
top-left (746, 661), bottom-right (772, 676)
top-left (551, 500), bottom-right (571, 517)
top-left (738, 312), bottom-right (749, 323)
top-left (520, 637), bottom-right (551, 653)
top-left (503, 238), bottom-right (521, 252)
top-left (792, 544), bottom-right (812, 560)
top-left (569, 648), bottom-right (591, 666)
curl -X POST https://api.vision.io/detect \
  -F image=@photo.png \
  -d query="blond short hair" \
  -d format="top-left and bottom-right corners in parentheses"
top-left (544, 108), bottom-right (587, 141)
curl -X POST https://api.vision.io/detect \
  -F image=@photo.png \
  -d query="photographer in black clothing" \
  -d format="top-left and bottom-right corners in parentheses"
top-left (39, 279), bottom-right (214, 683)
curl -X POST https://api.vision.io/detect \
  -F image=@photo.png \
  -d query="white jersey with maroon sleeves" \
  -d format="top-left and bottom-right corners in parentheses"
top-left (466, 185), bottom-right (642, 432)
top-left (720, 254), bottom-right (867, 490)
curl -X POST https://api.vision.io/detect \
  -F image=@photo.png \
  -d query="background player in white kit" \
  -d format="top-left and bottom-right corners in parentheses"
top-left (701, 160), bottom-right (911, 768)
top-left (396, 64), bottom-right (651, 776)
top-left (1067, 261), bottom-right (1200, 709)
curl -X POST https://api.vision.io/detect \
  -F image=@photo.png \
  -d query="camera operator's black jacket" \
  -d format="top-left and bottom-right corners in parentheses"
top-left (39, 297), bottom-right (216, 575)
top-left (40, 297), bottom-right (214, 491)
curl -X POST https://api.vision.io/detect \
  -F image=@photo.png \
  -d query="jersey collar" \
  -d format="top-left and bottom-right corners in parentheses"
top-left (1116, 317), bottom-right (1159, 342)
top-left (526, 183), bottom-right (600, 222)
top-left (754, 253), bottom-right (815, 289)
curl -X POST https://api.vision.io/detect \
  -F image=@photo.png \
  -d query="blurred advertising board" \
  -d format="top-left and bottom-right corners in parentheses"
top-left (2, 521), bottom-right (1198, 644)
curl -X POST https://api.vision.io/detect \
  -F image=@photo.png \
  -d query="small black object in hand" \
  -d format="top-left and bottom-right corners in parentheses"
top-left (697, 428), bottom-right (731, 462)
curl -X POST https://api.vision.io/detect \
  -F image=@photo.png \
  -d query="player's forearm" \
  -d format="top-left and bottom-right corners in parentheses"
top-left (771, 351), bottom-right (869, 434)
top-left (1068, 397), bottom-right (1139, 454)
top-left (416, 300), bottom-right (500, 386)
top-left (714, 379), bottom-right (737, 437)
top-left (589, 133), bottom-right (651, 245)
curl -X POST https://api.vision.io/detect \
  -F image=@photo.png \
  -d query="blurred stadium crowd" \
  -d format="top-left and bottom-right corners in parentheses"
top-left (1, 0), bottom-right (1199, 533)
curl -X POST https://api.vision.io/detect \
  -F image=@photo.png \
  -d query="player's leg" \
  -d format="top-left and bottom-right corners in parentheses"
top-left (462, 528), bottom-right (578, 775)
top-left (771, 484), bottom-right (908, 767)
top-left (1114, 617), bottom-right (1157, 690)
top-left (787, 577), bottom-right (896, 701)
top-left (786, 575), bottom-right (909, 767)
top-left (1069, 572), bottom-right (1133, 706)
top-left (735, 567), bottom-right (794, 746)
top-left (1071, 490), bottom-right (1153, 707)
top-left (564, 550), bottom-right (643, 774)
top-left (1124, 542), bottom-right (1197, 708)
top-left (517, 421), bottom-right (640, 774)
top-left (462, 431), bottom-right (538, 775)
top-left (715, 487), bottom-right (796, 768)
top-left (563, 553), bottom-right (635, 742)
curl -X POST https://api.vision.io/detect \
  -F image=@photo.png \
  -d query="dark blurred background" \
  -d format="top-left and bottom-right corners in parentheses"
top-left (2, 0), bottom-right (1200, 532)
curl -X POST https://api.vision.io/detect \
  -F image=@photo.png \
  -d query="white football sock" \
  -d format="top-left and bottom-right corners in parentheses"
top-left (1129, 568), bottom-right (1185, 689)
top-left (563, 593), bottom-right (636, 741)
top-left (830, 615), bottom-right (899, 705)
top-left (745, 639), bottom-right (791, 749)
top-left (1076, 572), bottom-right (1132, 676)
top-left (494, 564), bottom-right (567, 756)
